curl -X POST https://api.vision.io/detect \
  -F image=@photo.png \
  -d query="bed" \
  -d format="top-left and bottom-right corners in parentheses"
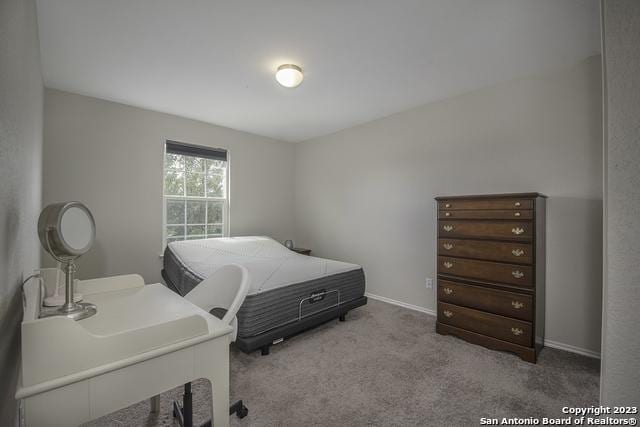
top-left (162, 236), bottom-right (367, 354)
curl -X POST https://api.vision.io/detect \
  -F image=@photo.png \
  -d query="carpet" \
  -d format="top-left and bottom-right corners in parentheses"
top-left (85, 299), bottom-right (600, 426)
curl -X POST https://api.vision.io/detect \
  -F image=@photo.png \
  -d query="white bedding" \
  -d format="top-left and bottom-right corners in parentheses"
top-left (167, 236), bottom-right (361, 295)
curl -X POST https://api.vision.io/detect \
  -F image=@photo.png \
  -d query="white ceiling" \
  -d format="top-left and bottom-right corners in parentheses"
top-left (36, 0), bottom-right (600, 142)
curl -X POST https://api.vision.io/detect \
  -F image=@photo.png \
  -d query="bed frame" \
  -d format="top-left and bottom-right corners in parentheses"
top-left (162, 269), bottom-right (367, 355)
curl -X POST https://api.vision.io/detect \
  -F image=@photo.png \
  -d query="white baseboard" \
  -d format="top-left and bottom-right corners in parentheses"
top-left (365, 292), bottom-right (601, 359)
top-left (543, 339), bottom-right (601, 359)
top-left (365, 292), bottom-right (436, 316)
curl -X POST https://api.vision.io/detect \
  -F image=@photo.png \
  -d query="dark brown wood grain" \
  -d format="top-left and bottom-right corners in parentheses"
top-left (438, 279), bottom-right (533, 321)
top-left (438, 209), bottom-right (533, 220)
top-left (434, 193), bottom-right (544, 363)
top-left (438, 198), bottom-right (533, 211)
top-left (438, 256), bottom-right (533, 287)
top-left (437, 302), bottom-right (533, 346)
top-left (438, 238), bottom-right (533, 264)
top-left (435, 192), bottom-right (545, 201)
top-left (438, 220), bottom-right (533, 241)
top-left (292, 248), bottom-right (311, 256)
top-left (436, 322), bottom-right (536, 363)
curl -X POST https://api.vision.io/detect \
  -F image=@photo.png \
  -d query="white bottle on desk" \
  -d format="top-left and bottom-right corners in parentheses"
top-left (36, 266), bottom-right (83, 307)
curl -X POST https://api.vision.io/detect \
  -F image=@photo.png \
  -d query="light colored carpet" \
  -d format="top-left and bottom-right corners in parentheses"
top-left (86, 299), bottom-right (600, 426)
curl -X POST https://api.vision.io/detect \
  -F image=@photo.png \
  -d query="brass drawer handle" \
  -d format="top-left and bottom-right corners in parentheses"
top-left (511, 327), bottom-right (523, 336)
top-left (444, 203), bottom-right (451, 208)
top-left (512, 270), bottom-right (524, 279)
top-left (443, 287), bottom-right (453, 295)
top-left (511, 248), bottom-right (525, 257)
top-left (443, 243), bottom-right (454, 250)
top-left (443, 310), bottom-right (454, 318)
top-left (511, 301), bottom-right (524, 309)
top-left (445, 212), bottom-right (451, 217)
top-left (514, 202), bottom-right (521, 207)
top-left (443, 261), bottom-right (453, 269)
top-left (514, 212), bottom-right (521, 217)
top-left (443, 225), bottom-right (454, 232)
top-left (511, 227), bottom-right (525, 235)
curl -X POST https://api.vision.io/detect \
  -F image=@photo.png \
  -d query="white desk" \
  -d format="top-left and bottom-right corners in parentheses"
top-left (16, 275), bottom-right (233, 427)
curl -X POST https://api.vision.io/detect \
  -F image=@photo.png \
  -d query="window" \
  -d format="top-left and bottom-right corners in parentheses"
top-left (163, 141), bottom-right (228, 246)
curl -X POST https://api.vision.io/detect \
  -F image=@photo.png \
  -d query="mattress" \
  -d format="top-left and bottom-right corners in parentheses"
top-left (163, 236), bottom-right (366, 338)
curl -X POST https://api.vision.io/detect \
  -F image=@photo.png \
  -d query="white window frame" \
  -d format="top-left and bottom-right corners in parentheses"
top-left (161, 141), bottom-right (230, 248)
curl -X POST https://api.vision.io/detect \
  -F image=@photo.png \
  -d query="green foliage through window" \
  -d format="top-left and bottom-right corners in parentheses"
top-left (163, 151), bottom-right (227, 244)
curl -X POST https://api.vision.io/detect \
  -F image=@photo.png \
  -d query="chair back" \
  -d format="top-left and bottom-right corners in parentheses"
top-left (184, 263), bottom-right (250, 328)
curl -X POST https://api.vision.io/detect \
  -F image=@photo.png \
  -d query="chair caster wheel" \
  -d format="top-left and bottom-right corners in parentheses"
top-left (230, 400), bottom-right (248, 419)
top-left (237, 404), bottom-right (249, 418)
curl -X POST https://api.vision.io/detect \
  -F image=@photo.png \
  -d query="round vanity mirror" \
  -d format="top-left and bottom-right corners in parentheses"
top-left (39, 202), bottom-right (95, 259)
top-left (38, 201), bottom-right (97, 320)
top-left (59, 205), bottom-right (95, 255)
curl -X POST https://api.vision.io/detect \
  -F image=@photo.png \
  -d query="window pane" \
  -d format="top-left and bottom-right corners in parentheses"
top-left (187, 225), bottom-right (206, 236)
top-left (206, 159), bottom-right (226, 174)
top-left (164, 150), bottom-right (227, 246)
top-left (164, 170), bottom-right (184, 196)
top-left (186, 200), bottom-right (206, 224)
top-left (206, 173), bottom-right (225, 198)
top-left (207, 201), bottom-right (223, 224)
top-left (165, 153), bottom-right (184, 170)
top-left (166, 225), bottom-right (184, 238)
top-left (207, 224), bottom-right (223, 236)
top-left (166, 200), bottom-right (185, 224)
top-left (185, 156), bottom-right (205, 172)
top-left (186, 172), bottom-right (205, 197)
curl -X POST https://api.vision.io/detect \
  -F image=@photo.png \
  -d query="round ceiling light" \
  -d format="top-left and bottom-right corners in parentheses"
top-left (275, 64), bottom-right (304, 88)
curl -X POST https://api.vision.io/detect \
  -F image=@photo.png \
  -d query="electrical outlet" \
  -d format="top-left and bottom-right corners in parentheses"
top-left (425, 278), bottom-right (433, 289)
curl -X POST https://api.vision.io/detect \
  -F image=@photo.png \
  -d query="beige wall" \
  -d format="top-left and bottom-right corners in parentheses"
top-left (601, 0), bottom-right (640, 406)
top-left (0, 0), bottom-right (43, 423)
top-left (294, 56), bottom-right (603, 355)
top-left (43, 89), bottom-right (296, 284)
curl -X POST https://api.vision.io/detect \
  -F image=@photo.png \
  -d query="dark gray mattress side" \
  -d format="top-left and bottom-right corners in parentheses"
top-left (163, 244), bottom-right (366, 339)
top-left (163, 244), bottom-right (203, 296)
top-left (237, 268), bottom-right (365, 338)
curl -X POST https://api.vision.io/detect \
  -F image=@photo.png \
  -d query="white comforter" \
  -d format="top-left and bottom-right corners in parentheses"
top-left (168, 236), bottom-right (361, 295)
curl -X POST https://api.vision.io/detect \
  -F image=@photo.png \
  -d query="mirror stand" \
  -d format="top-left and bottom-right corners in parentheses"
top-left (40, 237), bottom-right (97, 321)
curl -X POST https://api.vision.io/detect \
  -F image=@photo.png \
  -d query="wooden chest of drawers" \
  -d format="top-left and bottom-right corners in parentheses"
top-left (435, 193), bottom-right (546, 362)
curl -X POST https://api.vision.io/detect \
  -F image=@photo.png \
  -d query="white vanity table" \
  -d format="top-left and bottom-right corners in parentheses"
top-left (16, 274), bottom-right (233, 427)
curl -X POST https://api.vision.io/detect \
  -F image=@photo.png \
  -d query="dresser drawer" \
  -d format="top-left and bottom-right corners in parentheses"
top-left (438, 199), bottom-right (533, 211)
top-left (438, 256), bottom-right (533, 287)
top-left (438, 238), bottom-right (533, 264)
top-left (438, 220), bottom-right (533, 241)
top-left (438, 302), bottom-right (532, 346)
top-left (438, 279), bottom-right (533, 321)
top-left (438, 209), bottom-right (533, 220)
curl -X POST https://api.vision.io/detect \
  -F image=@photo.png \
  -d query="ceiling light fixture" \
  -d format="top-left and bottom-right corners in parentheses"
top-left (275, 64), bottom-right (304, 88)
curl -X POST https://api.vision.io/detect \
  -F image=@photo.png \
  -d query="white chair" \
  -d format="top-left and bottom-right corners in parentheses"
top-left (184, 263), bottom-right (250, 343)
top-left (153, 264), bottom-right (250, 426)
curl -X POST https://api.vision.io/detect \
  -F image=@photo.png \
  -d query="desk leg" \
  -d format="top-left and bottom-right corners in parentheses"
top-left (209, 366), bottom-right (229, 426)
top-left (206, 343), bottom-right (229, 427)
top-left (195, 336), bottom-right (231, 427)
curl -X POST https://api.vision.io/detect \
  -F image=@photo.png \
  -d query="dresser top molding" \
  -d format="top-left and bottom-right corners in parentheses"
top-left (435, 192), bottom-right (547, 201)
